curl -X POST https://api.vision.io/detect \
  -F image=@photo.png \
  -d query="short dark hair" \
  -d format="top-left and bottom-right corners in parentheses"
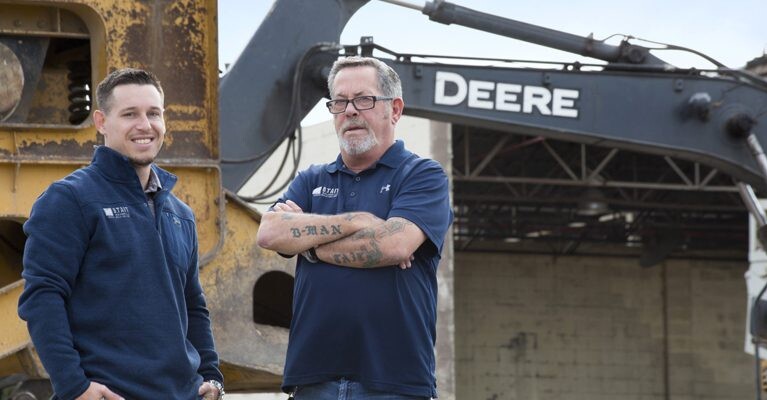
top-left (96, 68), bottom-right (164, 112)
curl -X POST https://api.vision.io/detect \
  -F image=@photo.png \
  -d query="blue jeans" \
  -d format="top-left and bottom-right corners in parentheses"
top-left (293, 378), bottom-right (431, 400)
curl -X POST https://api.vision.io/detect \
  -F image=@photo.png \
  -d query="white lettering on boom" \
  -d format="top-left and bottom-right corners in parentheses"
top-left (434, 71), bottom-right (580, 118)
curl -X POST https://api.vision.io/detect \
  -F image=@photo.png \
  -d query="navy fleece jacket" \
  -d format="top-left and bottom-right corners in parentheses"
top-left (18, 146), bottom-right (222, 399)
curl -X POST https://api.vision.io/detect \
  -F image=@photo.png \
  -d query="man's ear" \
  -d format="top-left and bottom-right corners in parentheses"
top-left (391, 97), bottom-right (404, 124)
top-left (93, 110), bottom-right (106, 135)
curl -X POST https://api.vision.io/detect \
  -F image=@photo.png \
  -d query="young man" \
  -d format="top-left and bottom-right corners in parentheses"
top-left (258, 56), bottom-right (453, 399)
top-left (18, 68), bottom-right (224, 400)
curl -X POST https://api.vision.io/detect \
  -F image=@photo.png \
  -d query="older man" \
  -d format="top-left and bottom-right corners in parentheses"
top-left (258, 56), bottom-right (453, 400)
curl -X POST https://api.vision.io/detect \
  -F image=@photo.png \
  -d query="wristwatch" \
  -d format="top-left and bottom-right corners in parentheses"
top-left (207, 380), bottom-right (225, 399)
top-left (301, 247), bottom-right (319, 263)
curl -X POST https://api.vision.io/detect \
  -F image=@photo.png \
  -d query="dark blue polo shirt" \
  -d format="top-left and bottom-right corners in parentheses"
top-left (280, 140), bottom-right (453, 398)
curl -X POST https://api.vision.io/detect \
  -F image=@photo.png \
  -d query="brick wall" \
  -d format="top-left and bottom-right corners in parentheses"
top-left (454, 253), bottom-right (753, 400)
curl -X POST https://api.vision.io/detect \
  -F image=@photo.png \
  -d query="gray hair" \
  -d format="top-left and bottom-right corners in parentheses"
top-left (327, 56), bottom-right (402, 99)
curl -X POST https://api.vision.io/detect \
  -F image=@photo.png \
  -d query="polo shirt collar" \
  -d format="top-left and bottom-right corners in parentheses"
top-left (144, 167), bottom-right (163, 193)
top-left (325, 140), bottom-right (409, 173)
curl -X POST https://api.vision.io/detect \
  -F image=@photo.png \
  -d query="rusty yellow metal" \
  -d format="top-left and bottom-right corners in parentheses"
top-left (0, 164), bottom-right (75, 215)
top-left (165, 166), bottom-right (222, 260)
top-left (200, 193), bottom-right (294, 392)
top-left (0, 281), bottom-right (28, 358)
top-left (0, 0), bottom-right (293, 391)
top-left (0, 4), bottom-right (89, 37)
top-left (0, 344), bottom-right (46, 378)
top-left (0, 229), bottom-right (22, 288)
top-left (0, 255), bottom-right (20, 289)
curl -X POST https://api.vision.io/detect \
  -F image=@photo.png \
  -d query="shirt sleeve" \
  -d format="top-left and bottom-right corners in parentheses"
top-left (275, 167), bottom-right (313, 212)
top-left (184, 224), bottom-right (224, 383)
top-left (17, 183), bottom-right (91, 400)
top-left (388, 159), bottom-right (454, 254)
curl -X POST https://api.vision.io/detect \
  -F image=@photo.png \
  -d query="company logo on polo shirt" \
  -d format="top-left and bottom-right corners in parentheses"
top-left (103, 206), bottom-right (130, 219)
top-left (312, 186), bottom-right (339, 198)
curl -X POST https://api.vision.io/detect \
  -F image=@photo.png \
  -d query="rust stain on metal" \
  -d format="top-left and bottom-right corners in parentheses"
top-left (117, 1), bottom-right (207, 108)
top-left (165, 104), bottom-right (205, 122)
top-left (17, 138), bottom-right (99, 158)
top-left (100, 0), bottom-right (215, 160)
top-left (162, 130), bottom-right (211, 159)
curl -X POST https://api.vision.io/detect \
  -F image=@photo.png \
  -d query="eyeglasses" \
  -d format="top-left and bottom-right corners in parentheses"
top-left (325, 96), bottom-right (393, 114)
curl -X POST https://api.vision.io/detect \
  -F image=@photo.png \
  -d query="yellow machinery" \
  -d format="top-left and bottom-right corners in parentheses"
top-left (0, 0), bottom-right (295, 396)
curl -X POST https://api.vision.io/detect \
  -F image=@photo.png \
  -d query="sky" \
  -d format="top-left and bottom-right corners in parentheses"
top-left (218, 0), bottom-right (766, 125)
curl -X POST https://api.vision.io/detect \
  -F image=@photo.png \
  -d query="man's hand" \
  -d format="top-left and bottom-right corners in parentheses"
top-left (272, 199), bottom-right (303, 214)
top-left (198, 381), bottom-right (221, 400)
top-left (398, 254), bottom-right (415, 269)
top-left (75, 382), bottom-right (124, 400)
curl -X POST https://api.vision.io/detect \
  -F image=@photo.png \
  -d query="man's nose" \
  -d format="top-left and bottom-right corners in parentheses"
top-left (344, 101), bottom-right (359, 116)
top-left (136, 114), bottom-right (152, 130)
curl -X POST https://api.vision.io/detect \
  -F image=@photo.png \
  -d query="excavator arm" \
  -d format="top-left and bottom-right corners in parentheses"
top-left (384, 53), bottom-right (767, 189)
top-left (221, 0), bottom-right (767, 193)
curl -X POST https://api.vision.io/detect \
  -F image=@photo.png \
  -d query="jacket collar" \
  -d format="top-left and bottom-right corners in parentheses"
top-left (325, 140), bottom-right (411, 173)
top-left (91, 146), bottom-right (177, 191)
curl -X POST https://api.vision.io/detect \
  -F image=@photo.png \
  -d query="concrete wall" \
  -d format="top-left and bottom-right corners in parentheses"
top-left (455, 252), bottom-right (753, 400)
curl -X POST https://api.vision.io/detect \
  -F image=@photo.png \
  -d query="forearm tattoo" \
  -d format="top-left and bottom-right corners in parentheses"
top-left (331, 218), bottom-right (413, 268)
top-left (284, 212), bottom-right (373, 239)
top-left (332, 239), bottom-right (383, 268)
top-left (289, 224), bottom-right (342, 238)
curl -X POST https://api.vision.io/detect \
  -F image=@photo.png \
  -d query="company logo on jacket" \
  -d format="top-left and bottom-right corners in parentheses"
top-left (103, 206), bottom-right (130, 219)
top-left (312, 186), bottom-right (339, 198)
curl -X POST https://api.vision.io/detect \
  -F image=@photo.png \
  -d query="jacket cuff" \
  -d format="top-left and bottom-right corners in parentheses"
top-left (56, 378), bottom-right (90, 400)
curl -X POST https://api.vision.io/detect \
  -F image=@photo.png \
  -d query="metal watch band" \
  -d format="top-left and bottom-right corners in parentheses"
top-left (207, 379), bottom-right (225, 399)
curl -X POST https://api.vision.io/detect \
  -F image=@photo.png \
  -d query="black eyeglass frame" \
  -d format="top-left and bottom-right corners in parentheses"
top-left (325, 96), bottom-right (394, 114)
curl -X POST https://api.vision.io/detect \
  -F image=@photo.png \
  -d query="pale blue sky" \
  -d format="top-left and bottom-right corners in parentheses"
top-left (218, 0), bottom-right (766, 124)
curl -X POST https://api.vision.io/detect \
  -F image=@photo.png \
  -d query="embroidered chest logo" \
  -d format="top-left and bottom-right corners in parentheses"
top-left (103, 206), bottom-right (130, 219)
top-left (380, 184), bottom-right (391, 193)
top-left (312, 186), bottom-right (339, 198)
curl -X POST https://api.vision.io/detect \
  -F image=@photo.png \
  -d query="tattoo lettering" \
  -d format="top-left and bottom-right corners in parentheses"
top-left (382, 219), bottom-right (411, 237)
top-left (332, 242), bottom-right (383, 268)
top-left (288, 224), bottom-right (342, 238)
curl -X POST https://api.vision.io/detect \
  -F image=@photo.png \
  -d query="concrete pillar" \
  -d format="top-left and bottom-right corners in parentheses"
top-left (430, 120), bottom-right (455, 400)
